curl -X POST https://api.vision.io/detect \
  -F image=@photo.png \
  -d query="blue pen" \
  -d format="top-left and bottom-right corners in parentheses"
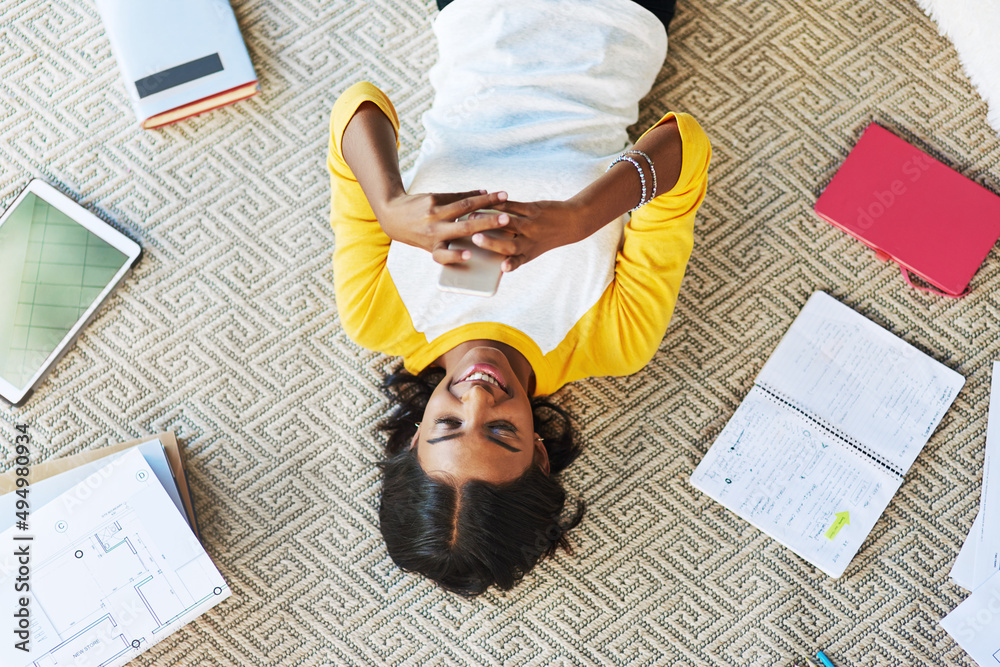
top-left (816, 650), bottom-right (835, 667)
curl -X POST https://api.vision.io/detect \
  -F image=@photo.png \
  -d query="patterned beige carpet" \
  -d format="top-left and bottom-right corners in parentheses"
top-left (2, 0), bottom-right (999, 664)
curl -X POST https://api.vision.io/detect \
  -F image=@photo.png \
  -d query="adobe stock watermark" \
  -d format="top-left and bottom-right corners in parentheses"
top-left (950, 584), bottom-right (1000, 646)
top-left (56, 452), bottom-right (135, 514)
top-left (0, 445), bottom-right (135, 581)
top-left (854, 152), bottom-right (935, 230)
top-left (9, 423), bottom-right (32, 653)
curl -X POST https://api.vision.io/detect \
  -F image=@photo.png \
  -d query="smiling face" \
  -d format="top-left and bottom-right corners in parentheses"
top-left (414, 344), bottom-right (549, 485)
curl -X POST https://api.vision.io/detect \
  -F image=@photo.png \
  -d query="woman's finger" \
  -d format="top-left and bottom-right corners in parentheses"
top-left (433, 190), bottom-right (489, 208)
top-left (471, 231), bottom-right (520, 257)
top-left (436, 191), bottom-right (508, 220)
top-left (441, 212), bottom-right (510, 240)
top-left (500, 254), bottom-right (528, 273)
top-left (490, 199), bottom-right (540, 218)
top-left (431, 242), bottom-right (472, 266)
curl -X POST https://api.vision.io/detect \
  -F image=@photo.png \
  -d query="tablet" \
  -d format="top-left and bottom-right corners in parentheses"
top-left (0, 179), bottom-right (141, 406)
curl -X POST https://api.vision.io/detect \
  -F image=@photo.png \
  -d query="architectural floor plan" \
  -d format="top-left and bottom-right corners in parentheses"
top-left (0, 448), bottom-right (229, 667)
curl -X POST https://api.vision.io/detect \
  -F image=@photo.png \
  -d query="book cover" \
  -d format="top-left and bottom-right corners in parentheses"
top-left (95, 0), bottom-right (259, 129)
top-left (814, 123), bottom-right (1000, 296)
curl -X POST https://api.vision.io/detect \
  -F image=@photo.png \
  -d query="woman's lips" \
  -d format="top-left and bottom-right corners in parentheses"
top-left (456, 363), bottom-right (509, 393)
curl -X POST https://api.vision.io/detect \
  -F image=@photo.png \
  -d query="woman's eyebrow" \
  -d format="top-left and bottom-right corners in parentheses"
top-left (426, 434), bottom-right (461, 444)
top-left (487, 436), bottom-right (521, 453)
top-left (425, 432), bottom-right (522, 452)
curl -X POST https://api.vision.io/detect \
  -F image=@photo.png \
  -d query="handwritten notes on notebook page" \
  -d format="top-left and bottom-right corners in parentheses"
top-left (690, 292), bottom-right (964, 577)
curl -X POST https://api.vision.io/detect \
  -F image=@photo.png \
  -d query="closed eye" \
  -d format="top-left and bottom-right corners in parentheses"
top-left (426, 417), bottom-right (522, 451)
top-left (436, 417), bottom-right (516, 435)
top-left (488, 421), bottom-right (518, 436)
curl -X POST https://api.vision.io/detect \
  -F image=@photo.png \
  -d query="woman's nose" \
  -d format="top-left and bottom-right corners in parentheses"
top-left (460, 383), bottom-right (497, 406)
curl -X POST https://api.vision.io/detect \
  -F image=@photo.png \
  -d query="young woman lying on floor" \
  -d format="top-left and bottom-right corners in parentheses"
top-left (328, 0), bottom-right (709, 596)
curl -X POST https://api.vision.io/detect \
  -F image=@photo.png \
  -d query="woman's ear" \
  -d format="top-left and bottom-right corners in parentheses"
top-left (533, 433), bottom-right (550, 475)
top-left (409, 427), bottom-right (419, 450)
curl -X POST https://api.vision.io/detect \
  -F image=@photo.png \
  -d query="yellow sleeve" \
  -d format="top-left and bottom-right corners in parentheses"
top-left (540, 112), bottom-right (710, 390)
top-left (328, 82), bottom-right (423, 357)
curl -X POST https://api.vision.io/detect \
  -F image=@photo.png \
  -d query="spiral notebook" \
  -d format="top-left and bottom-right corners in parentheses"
top-left (690, 292), bottom-right (964, 577)
top-left (814, 123), bottom-right (1000, 296)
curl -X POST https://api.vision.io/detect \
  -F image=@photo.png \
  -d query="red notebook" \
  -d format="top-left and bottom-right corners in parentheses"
top-left (815, 123), bottom-right (1000, 296)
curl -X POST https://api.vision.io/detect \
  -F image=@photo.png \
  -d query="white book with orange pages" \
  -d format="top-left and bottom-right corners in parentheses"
top-left (96, 0), bottom-right (259, 129)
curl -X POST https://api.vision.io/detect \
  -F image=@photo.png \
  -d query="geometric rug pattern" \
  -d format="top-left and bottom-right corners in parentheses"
top-left (2, 0), bottom-right (999, 664)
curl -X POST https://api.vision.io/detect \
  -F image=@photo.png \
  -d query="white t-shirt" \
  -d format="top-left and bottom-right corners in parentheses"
top-left (390, 0), bottom-right (666, 354)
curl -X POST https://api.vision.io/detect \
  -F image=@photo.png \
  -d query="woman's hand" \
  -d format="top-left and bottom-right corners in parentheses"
top-left (340, 102), bottom-right (513, 265)
top-left (375, 190), bottom-right (513, 265)
top-left (468, 199), bottom-right (592, 272)
top-left (470, 119), bottom-right (684, 272)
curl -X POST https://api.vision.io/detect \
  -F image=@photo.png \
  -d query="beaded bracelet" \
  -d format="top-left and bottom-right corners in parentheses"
top-left (606, 154), bottom-right (647, 211)
top-left (625, 149), bottom-right (657, 202)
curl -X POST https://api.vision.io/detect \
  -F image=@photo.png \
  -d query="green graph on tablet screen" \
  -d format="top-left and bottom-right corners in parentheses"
top-left (0, 193), bottom-right (127, 388)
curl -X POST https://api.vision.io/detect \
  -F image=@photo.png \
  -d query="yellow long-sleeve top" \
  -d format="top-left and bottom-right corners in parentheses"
top-left (329, 80), bottom-right (710, 396)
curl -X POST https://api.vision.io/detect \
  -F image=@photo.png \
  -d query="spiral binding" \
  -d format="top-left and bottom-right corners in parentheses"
top-left (756, 383), bottom-right (904, 479)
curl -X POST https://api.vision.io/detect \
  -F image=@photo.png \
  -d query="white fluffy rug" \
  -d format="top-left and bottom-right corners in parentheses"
top-left (914, 0), bottom-right (1000, 131)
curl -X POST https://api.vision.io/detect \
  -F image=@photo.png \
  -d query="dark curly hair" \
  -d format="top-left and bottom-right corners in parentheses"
top-left (377, 365), bottom-right (585, 597)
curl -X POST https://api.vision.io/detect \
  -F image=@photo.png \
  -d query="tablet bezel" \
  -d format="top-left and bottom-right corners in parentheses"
top-left (0, 179), bottom-right (142, 407)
